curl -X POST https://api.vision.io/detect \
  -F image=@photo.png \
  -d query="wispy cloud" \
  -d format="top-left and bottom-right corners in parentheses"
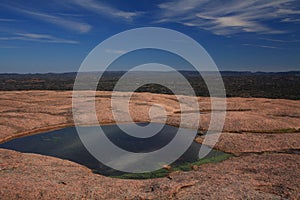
top-left (105, 49), bottom-right (126, 54)
top-left (70, 0), bottom-right (140, 20)
top-left (243, 43), bottom-right (281, 49)
top-left (5, 0), bottom-right (140, 34)
top-left (0, 45), bottom-right (21, 49)
top-left (0, 33), bottom-right (79, 44)
top-left (9, 6), bottom-right (91, 33)
top-left (281, 18), bottom-right (300, 22)
top-left (156, 0), bottom-right (300, 35)
top-left (0, 18), bottom-right (18, 22)
top-left (259, 37), bottom-right (300, 43)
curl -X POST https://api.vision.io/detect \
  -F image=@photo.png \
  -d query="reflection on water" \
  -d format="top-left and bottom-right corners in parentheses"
top-left (0, 123), bottom-right (225, 176)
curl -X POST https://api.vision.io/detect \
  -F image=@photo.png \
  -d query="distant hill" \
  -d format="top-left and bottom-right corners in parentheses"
top-left (0, 71), bottom-right (299, 100)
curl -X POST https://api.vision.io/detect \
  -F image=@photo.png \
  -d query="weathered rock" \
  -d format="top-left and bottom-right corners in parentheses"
top-left (0, 91), bottom-right (299, 199)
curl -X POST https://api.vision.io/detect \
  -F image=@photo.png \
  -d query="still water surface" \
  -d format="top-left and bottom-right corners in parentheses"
top-left (0, 123), bottom-right (225, 176)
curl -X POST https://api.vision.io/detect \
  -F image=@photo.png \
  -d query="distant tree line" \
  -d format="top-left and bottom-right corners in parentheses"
top-left (0, 71), bottom-right (299, 100)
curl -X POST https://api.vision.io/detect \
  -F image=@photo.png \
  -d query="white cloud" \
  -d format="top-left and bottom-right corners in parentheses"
top-left (71, 0), bottom-right (140, 20)
top-left (105, 49), bottom-right (126, 54)
top-left (259, 37), bottom-right (300, 43)
top-left (156, 0), bottom-right (300, 35)
top-left (243, 43), bottom-right (280, 49)
top-left (0, 45), bottom-right (21, 48)
top-left (281, 18), bottom-right (300, 22)
top-left (0, 33), bottom-right (79, 44)
top-left (10, 7), bottom-right (92, 33)
top-left (0, 18), bottom-right (17, 22)
top-left (158, 0), bottom-right (209, 13)
top-left (278, 9), bottom-right (300, 15)
top-left (216, 17), bottom-right (255, 28)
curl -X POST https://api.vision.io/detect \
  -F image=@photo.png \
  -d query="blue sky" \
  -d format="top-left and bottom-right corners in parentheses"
top-left (0, 0), bottom-right (300, 73)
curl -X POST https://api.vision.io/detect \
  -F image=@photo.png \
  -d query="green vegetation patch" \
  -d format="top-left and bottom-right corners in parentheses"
top-left (112, 152), bottom-right (233, 179)
top-left (230, 128), bottom-right (300, 134)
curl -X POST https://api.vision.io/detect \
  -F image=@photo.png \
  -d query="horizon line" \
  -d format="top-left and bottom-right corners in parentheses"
top-left (0, 70), bottom-right (300, 75)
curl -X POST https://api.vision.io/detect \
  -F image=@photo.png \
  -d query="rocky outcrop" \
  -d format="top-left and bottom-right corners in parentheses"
top-left (0, 91), bottom-right (299, 199)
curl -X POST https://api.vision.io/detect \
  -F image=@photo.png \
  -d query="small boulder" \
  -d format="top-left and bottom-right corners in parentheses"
top-left (162, 165), bottom-right (172, 170)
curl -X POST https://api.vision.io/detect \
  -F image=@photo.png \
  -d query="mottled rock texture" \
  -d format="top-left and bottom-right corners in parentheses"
top-left (0, 91), bottom-right (299, 199)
